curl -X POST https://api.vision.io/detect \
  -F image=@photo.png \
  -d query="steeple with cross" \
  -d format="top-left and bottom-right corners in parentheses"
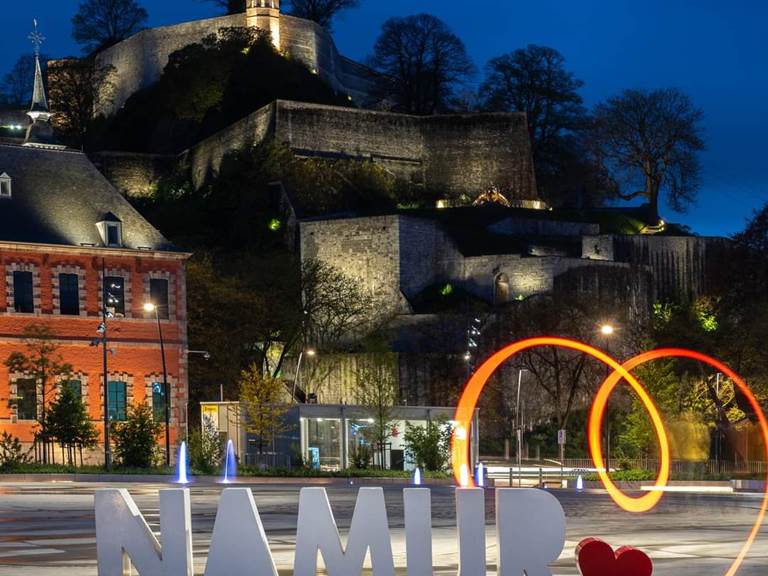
top-left (28, 19), bottom-right (49, 118)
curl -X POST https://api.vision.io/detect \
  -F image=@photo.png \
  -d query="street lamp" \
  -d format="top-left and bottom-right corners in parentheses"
top-left (515, 368), bottom-right (528, 487)
top-left (144, 301), bottom-right (170, 466)
top-left (600, 324), bottom-right (615, 336)
top-left (292, 348), bottom-right (316, 403)
top-left (599, 323), bottom-right (617, 472)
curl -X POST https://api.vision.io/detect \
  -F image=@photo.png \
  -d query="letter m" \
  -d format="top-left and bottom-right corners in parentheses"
top-left (294, 487), bottom-right (395, 576)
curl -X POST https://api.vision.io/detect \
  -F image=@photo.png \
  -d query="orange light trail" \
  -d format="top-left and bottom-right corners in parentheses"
top-left (451, 339), bottom-right (768, 576)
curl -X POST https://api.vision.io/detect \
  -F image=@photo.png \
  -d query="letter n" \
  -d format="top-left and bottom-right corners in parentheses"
top-left (96, 488), bottom-right (192, 576)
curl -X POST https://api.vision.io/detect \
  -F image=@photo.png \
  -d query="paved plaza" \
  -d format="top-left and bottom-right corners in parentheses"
top-left (0, 480), bottom-right (766, 575)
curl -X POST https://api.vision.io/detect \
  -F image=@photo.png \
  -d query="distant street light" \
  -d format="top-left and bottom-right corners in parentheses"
top-left (292, 348), bottom-right (316, 403)
top-left (600, 324), bottom-right (615, 336)
top-left (144, 301), bottom-right (170, 466)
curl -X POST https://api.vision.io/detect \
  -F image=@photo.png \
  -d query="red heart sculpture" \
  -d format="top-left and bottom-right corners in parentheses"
top-left (576, 537), bottom-right (653, 576)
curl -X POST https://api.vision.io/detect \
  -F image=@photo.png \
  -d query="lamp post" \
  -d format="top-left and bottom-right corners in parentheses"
top-left (515, 368), bottom-right (528, 487)
top-left (599, 323), bottom-right (616, 472)
top-left (144, 302), bottom-right (170, 466)
top-left (292, 348), bottom-right (316, 403)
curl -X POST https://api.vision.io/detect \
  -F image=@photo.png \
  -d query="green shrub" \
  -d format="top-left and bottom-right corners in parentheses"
top-left (0, 432), bottom-right (30, 471)
top-left (188, 416), bottom-right (223, 474)
top-left (403, 420), bottom-right (452, 472)
top-left (111, 405), bottom-right (163, 468)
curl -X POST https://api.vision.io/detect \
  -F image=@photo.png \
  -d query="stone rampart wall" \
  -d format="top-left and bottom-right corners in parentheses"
top-left (90, 13), bottom-right (372, 118)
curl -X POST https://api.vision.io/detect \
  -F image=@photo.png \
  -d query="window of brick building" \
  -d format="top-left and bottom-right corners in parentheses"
top-left (152, 382), bottom-right (167, 422)
top-left (108, 381), bottom-right (127, 421)
top-left (59, 273), bottom-right (80, 315)
top-left (13, 271), bottom-right (34, 313)
top-left (16, 379), bottom-right (37, 420)
top-left (65, 379), bottom-right (82, 400)
top-left (104, 276), bottom-right (125, 317)
top-left (149, 278), bottom-right (169, 319)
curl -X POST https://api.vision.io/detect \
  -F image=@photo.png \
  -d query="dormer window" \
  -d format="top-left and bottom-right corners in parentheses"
top-left (97, 212), bottom-right (123, 247)
top-left (0, 173), bottom-right (11, 199)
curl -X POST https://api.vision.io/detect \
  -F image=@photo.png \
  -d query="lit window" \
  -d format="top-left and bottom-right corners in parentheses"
top-left (97, 213), bottom-right (123, 247)
top-left (0, 173), bottom-right (10, 199)
top-left (103, 276), bottom-right (125, 316)
top-left (152, 382), bottom-right (167, 422)
top-left (108, 381), bottom-right (127, 421)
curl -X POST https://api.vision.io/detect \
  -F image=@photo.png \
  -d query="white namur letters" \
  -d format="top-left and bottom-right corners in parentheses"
top-left (96, 489), bottom-right (192, 576)
top-left (95, 485), bottom-right (567, 576)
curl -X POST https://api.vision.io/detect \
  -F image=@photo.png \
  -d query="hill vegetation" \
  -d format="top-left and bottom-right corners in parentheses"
top-left (88, 27), bottom-right (350, 153)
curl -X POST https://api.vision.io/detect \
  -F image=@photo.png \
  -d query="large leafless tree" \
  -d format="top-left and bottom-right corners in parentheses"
top-left (72, 0), bottom-right (149, 54)
top-left (480, 45), bottom-right (586, 164)
top-left (590, 87), bottom-right (705, 222)
top-left (369, 13), bottom-right (474, 115)
top-left (47, 58), bottom-right (115, 147)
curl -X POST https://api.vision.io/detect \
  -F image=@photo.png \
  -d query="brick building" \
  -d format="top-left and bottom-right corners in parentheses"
top-left (0, 55), bottom-right (190, 462)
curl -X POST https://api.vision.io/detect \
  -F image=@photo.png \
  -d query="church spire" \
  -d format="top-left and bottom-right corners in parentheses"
top-left (24, 20), bottom-right (63, 149)
top-left (28, 19), bottom-right (50, 119)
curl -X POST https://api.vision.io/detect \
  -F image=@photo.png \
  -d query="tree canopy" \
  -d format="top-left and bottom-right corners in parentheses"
top-left (590, 87), bottom-right (705, 222)
top-left (286, 0), bottom-right (360, 29)
top-left (368, 14), bottom-right (474, 115)
top-left (72, 0), bottom-right (149, 54)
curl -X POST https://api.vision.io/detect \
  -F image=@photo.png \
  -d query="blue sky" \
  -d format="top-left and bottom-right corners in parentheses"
top-left (2, 0), bottom-right (766, 237)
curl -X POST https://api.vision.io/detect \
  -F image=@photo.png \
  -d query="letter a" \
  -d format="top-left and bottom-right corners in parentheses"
top-left (204, 488), bottom-right (278, 576)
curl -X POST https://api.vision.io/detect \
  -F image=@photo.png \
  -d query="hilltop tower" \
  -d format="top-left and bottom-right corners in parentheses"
top-left (246, 0), bottom-right (281, 50)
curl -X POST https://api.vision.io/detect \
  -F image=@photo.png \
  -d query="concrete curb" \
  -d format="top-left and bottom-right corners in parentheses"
top-left (0, 473), bottom-right (458, 486)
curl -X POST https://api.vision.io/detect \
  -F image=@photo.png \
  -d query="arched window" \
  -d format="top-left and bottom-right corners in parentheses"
top-left (494, 273), bottom-right (510, 305)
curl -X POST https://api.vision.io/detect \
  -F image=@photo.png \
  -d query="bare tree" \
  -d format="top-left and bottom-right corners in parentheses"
top-left (47, 58), bottom-right (116, 147)
top-left (355, 352), bottom-right (399, 468)
top-left (286, 0), bottom-right (360, 29)
top-left (590, 88), bottom-right (705, 222)
top-left (368, 13), bottom-right (474, 115)
top-left (72, 0), bottom-right (149, 54)
top-left (1, 54), bottom-right (48, 108)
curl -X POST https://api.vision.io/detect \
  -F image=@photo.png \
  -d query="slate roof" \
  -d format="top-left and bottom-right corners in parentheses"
top-left (0, 143), bottom-right (180, 252)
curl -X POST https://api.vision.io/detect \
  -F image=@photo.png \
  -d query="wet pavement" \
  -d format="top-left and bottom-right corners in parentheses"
top-left (0, 480), bottom-right (766, 575)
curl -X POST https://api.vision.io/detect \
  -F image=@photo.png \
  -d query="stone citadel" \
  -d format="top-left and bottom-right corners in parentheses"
top-left (39, 3), bottom-right (729, 404)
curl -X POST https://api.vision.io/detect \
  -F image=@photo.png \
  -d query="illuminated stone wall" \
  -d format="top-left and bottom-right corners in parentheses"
top-left (88, 13), bottom-right (372, 118)
top-left (181, 101), bottom-right (538, 200)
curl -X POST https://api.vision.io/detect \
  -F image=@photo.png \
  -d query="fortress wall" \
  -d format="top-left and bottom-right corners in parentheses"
top-left (90, 14), bottom-right (372, 119)
top-left (609, 235), bottom-right (728, 301)
top-left (183, 103), bottom-right (276, 188)
top-left (300, 215), bottom-right (405, 319)
top-left (274, 101), bottom-right (425, 161)
top-left (421, 114), bottom-right (537, 200)
top-left (90, 151), bottom-right (176, 197)
top-left (94, 14), bottom-right (244, 117)
top-left (398, 216), bottom-right (462, 300)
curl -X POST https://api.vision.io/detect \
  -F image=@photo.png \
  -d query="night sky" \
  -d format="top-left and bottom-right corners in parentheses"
top-left (2, 0), bottom-right (766, 237)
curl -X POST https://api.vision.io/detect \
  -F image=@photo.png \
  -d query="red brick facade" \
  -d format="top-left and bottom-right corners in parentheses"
top-left (0, 242), bottom-right (189, 462)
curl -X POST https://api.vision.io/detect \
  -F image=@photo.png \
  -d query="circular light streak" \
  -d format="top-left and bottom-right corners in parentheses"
top-left (452, 338), bottom-right (768, 576)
